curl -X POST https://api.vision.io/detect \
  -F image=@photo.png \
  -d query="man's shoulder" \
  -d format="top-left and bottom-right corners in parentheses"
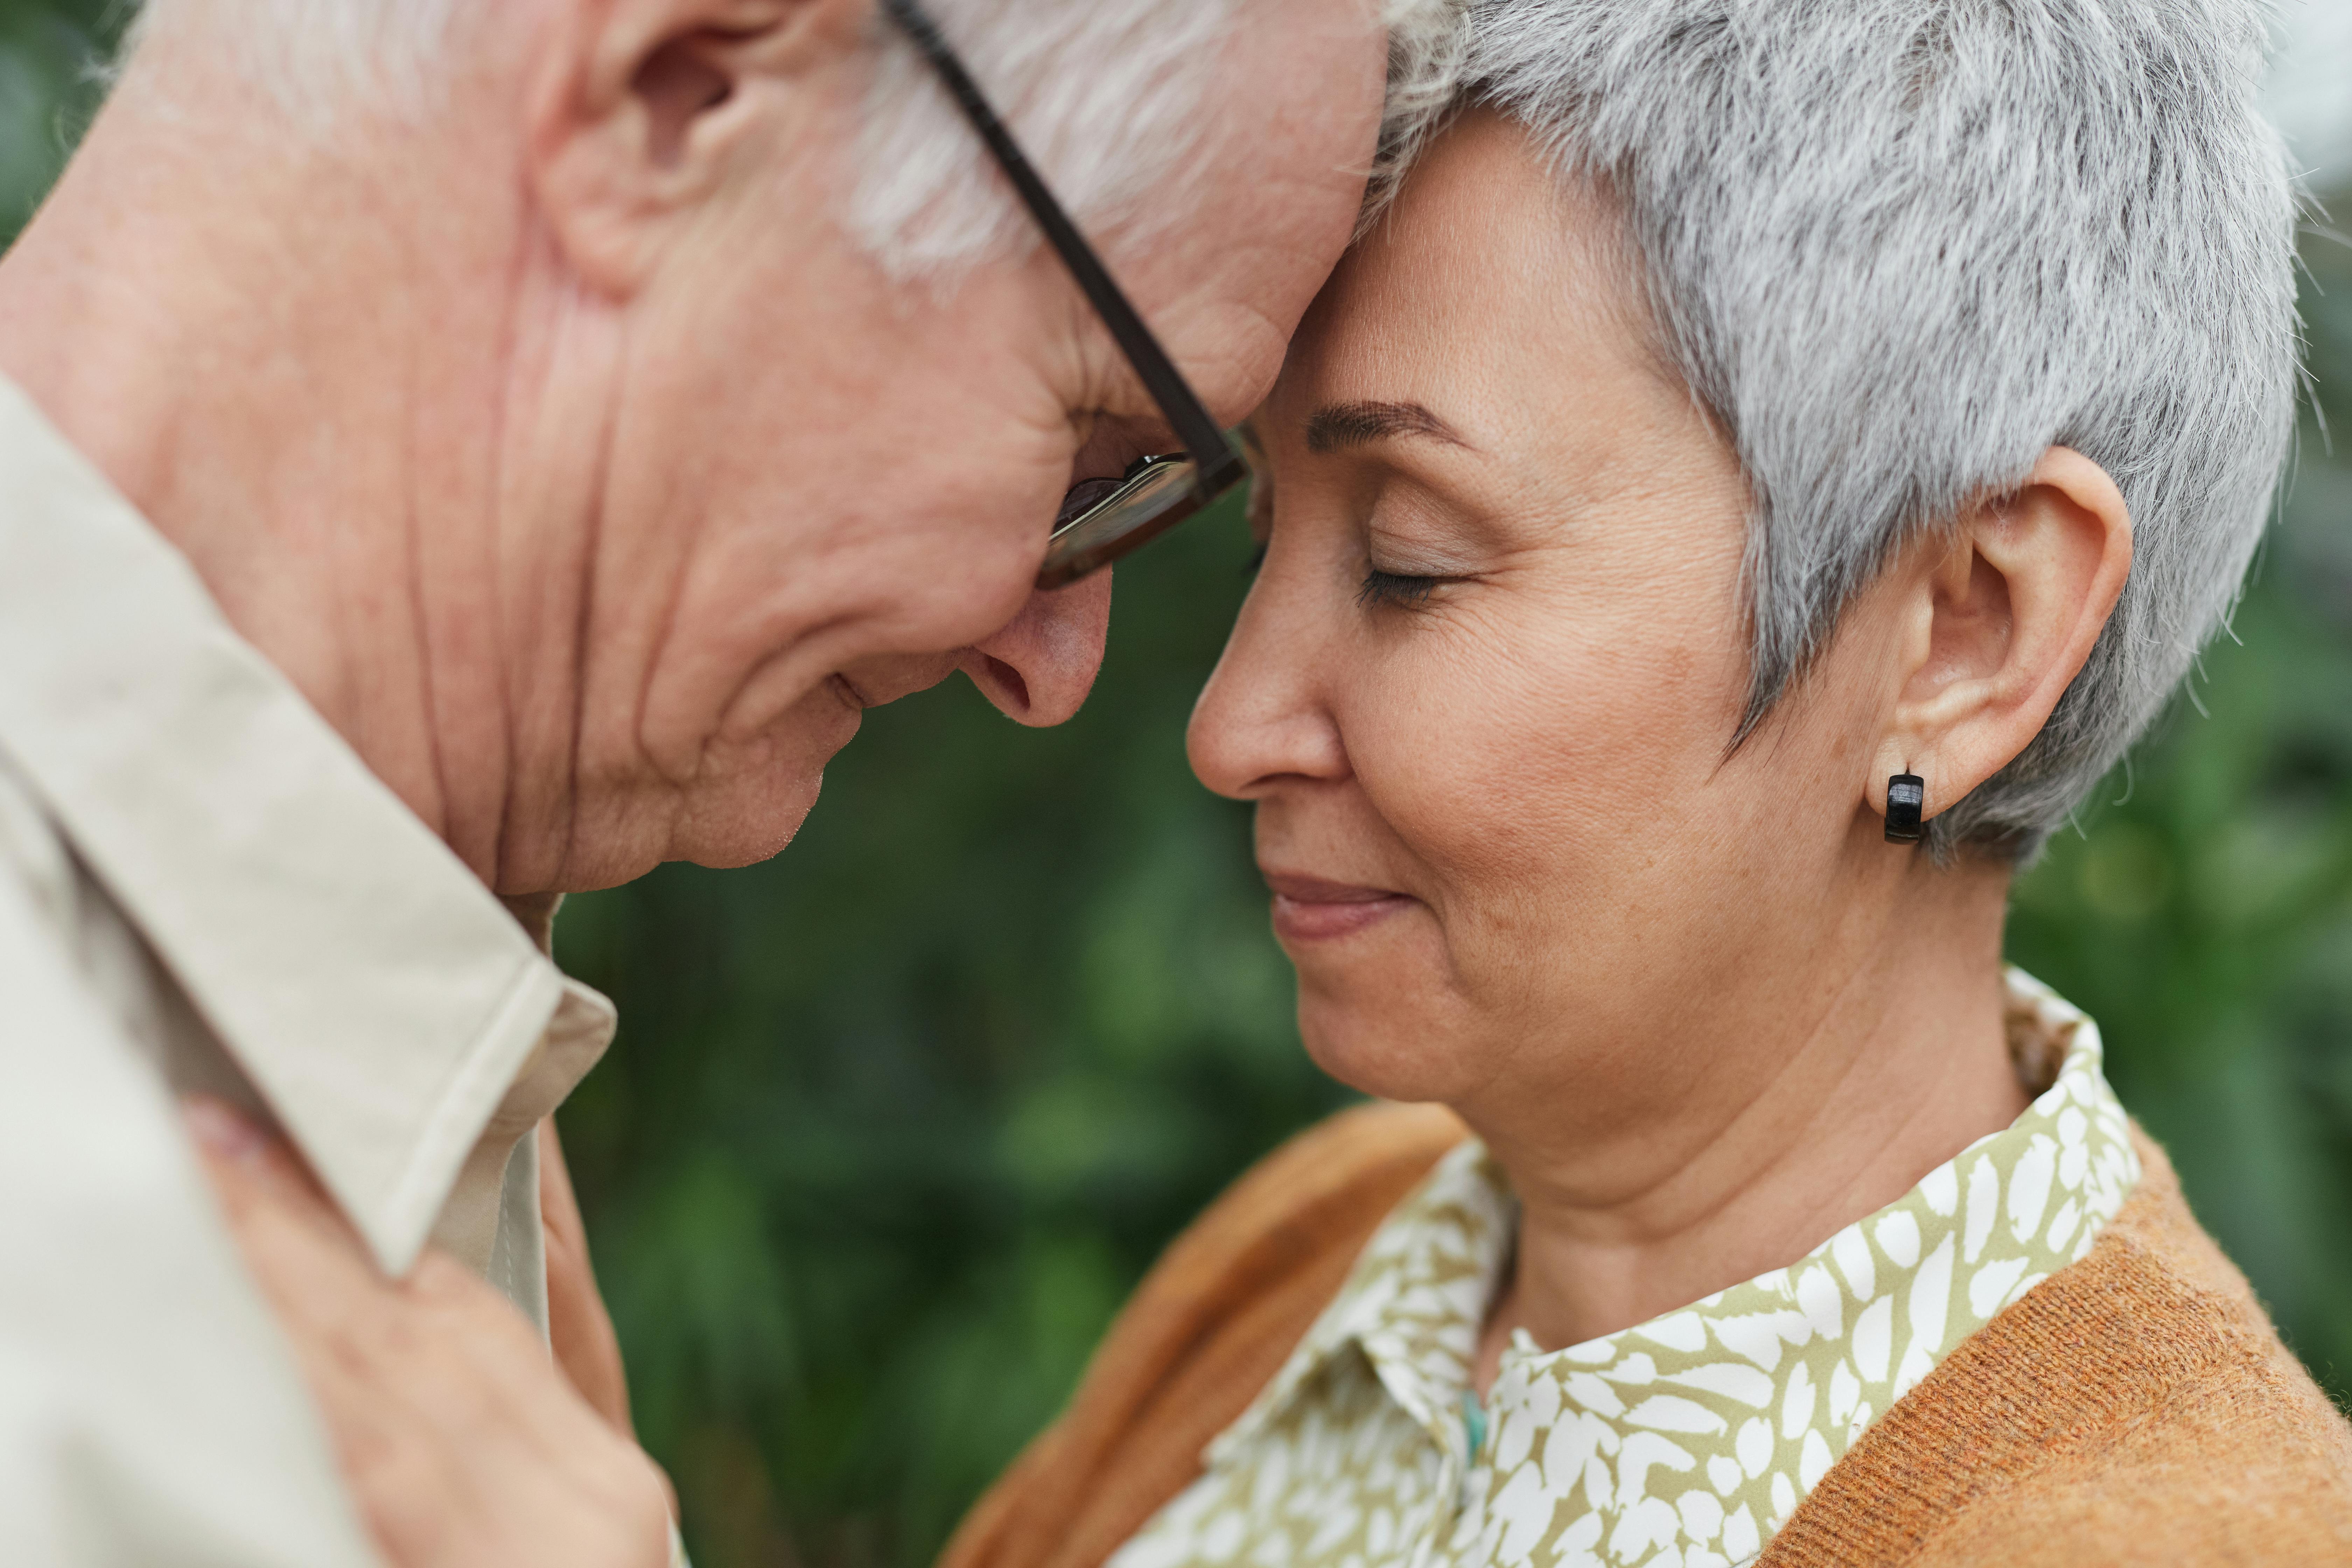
top-left (0, 753), bottom-right (79, 942)
top-left (0, 772), bottom-right (380, 1567)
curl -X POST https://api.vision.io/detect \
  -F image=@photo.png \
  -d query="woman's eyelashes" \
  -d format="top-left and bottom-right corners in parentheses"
top-left (1243, 548), bottom-right (1448, 606)
top-left (1357, 566), bottom-right (1444, 609)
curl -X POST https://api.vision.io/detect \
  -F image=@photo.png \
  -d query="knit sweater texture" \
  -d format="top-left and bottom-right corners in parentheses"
top-left (942, 1103), bottom-right (2352, 1567)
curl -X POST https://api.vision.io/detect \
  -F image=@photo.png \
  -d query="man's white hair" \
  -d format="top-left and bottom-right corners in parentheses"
top-left (126, 0), bottom-right (458, 111)
top-left (128, 0), bottom-right (1470, 276)
top-left (1457, 0), bottom-right (2300, 860)
top-left (855, 0), bottom-right (1467, 274)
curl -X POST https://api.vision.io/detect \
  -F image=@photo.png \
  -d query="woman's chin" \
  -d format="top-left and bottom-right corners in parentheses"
top-left (1289, 987), bottom-right (1468, 1110)
top-left (1297, 1008), bottom-right (1477, 1105)
top-left (1289, 932), bottom-right (1478, 1104)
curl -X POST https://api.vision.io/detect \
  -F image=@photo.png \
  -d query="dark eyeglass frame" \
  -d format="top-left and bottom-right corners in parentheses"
top-left (880, 0), bottom-right (1248, 590)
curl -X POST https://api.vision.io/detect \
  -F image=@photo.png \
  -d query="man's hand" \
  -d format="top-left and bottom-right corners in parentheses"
top-left (184, 1099), bottom-right (675, 1568)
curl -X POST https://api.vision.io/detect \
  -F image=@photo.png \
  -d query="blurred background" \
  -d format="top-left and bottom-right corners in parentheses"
top-left (5, 3), bottom-right (2350, 1563)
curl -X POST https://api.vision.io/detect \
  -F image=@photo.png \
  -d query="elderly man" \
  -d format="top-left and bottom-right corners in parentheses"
top-left (0, 0), bottom-right (1461, 1561)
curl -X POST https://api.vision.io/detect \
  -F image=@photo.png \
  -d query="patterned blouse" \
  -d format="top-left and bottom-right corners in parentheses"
top-left (1108, 969), bottom-right (2140, 1568)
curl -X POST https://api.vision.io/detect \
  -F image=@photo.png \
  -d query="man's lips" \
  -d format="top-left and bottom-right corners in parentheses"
top-left (1262, 870), bottom-right (1414, 942)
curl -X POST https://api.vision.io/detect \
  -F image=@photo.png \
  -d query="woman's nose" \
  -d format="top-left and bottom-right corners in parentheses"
top-left (957, 569), bottom-right (1115, 727)
top-left (1186, 580), bottom-right (1349, 799)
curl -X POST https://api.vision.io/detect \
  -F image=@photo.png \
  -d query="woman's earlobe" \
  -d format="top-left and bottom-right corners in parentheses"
top-left (1869, 447), bottom-right (2131, 834)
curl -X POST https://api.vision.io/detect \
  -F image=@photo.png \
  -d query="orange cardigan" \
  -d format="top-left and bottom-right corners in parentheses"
top-left (943, 1103), bottom-right (2352, 1567)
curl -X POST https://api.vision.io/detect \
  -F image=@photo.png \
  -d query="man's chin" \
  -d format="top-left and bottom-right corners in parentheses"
top-left (674, 767), bottom-right (828, 872)
top-left (524, 685), bottom-right (856, 891)
top-left (520, 761), bottom-right (830, 893)
top-left (664, 678), bottom-right (871, 870)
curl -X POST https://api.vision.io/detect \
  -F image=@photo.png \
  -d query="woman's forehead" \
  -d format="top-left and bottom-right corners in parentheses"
top-left (1263, 117), bottom-right (1664, 454)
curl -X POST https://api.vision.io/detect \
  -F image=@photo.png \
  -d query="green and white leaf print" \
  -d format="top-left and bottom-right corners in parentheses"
top-left (1110, 971), bottom-right (2139, 1568)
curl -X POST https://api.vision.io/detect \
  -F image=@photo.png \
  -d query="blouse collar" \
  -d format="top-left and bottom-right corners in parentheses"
top-left (1206, 968), bottom-right (2140, 1564)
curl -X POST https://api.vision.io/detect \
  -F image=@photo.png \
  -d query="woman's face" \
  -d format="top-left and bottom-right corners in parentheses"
top-left (1188, 113), bottom-right (1910, 1133)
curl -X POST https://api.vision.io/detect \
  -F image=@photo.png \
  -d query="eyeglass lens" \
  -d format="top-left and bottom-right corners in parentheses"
top-left (1040, 455), bottom-right (1247, 590)
top-left (878, 0), bottom-right (1250, 592)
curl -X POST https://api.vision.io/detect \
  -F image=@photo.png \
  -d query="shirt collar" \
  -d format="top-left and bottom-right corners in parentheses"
top-left (0, 374), bottom-right (606, 1276)
top-left (1210, 1136), bottom-right (1517, 1468)
top-left (1211, 969), bottom-right (2141, 1546)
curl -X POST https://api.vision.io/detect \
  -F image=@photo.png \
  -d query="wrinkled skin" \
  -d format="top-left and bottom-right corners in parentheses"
top-left (1188, 111), bottom-right (2132, 1373)
top-left (1, 0), bottom-right (1395, 1561)
top-left (0, 0), bottom-right (1388, 891)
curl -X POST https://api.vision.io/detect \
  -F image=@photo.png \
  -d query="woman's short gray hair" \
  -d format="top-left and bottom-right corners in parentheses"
top-left (1463, 0), bottom-right (2300, 859)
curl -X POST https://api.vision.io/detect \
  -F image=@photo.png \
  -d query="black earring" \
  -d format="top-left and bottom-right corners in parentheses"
top-left (1885, 773), bottom-right (1926, 844)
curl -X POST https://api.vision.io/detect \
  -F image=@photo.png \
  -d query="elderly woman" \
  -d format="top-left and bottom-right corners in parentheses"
top-left (945, 2), bottom-right (2352, 1565)
top-left (191, 0), bottom-right (2352, 1563)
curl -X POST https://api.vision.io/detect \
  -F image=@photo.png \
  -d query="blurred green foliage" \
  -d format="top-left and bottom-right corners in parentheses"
top-left (5, 11), bottom-right (2349, 1566)
top-left (0, 0), bottom-right (115, 236)
top-left (2009, 216), bottom-right (2352, 1400)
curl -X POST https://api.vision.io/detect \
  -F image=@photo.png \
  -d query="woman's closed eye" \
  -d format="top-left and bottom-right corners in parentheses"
top-left (1358, 565), bottom-right (1447, 610)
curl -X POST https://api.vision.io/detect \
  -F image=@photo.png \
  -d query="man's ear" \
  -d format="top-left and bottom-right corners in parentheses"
top-left (1867, 446), bottom-right (2133, 831)
top-left (527, 0), bottom-right (867, 295)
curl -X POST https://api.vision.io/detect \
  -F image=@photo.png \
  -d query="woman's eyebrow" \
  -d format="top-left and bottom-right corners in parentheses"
top-left (1303, 400), bottom-right (1475, 454)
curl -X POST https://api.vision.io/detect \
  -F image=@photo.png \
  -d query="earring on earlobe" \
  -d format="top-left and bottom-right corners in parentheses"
top-left (1885, 773), bottom-right (1926, 845)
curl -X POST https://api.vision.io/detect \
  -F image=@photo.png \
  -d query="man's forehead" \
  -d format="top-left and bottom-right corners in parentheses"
top-left (1099, 0), bottom-right (1387, 357)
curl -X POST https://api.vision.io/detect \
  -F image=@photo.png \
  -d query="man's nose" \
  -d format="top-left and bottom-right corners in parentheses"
top-left (957, 569), bottom-right (1114, 727)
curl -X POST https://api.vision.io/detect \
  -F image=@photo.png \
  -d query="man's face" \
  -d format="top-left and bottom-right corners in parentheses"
top-left (537, 0), bottom-right (1387, 891)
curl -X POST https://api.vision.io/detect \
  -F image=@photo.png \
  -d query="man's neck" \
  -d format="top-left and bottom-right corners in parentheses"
top-left (1468, 854), bottom-right (2024, 1390)
top-left (0, 55), bottom-right (547, 887)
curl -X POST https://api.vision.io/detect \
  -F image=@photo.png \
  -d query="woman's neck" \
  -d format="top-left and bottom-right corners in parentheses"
top-left (1468, 858), bottom-right (2025, 1396)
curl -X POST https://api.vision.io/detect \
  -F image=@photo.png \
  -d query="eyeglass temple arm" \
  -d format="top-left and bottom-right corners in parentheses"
top-left (879, 0), bottom-right (1245, 499)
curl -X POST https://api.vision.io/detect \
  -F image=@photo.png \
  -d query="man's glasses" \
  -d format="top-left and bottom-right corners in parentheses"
top-left (880, 0), bottom-right (1248, 590)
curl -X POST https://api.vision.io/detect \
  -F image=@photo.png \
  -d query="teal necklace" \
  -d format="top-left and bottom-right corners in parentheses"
top-left (1461, 1388), bottom-right (1489, 1460)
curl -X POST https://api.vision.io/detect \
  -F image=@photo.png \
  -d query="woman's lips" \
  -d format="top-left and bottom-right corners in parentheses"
top-left (1262, 871), bottom-right (1413, 943)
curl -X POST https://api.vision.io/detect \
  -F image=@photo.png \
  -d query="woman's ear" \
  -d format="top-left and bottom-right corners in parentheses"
top-left (1868, 446), bottom-right (2133, 831)
top-left (526, 0), bottom-right (867, 296)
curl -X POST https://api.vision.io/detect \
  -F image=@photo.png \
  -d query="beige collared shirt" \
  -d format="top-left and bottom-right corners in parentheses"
top-left (0, 374), bottom-right (617, 1564)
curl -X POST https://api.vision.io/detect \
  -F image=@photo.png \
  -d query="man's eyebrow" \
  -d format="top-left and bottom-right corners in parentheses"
top-left (1302, 400), bottom-right (1475, 454)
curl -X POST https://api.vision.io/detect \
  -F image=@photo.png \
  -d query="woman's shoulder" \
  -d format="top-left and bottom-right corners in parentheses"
top-left (940, 1100), bottom-right (1471, 1568)
top-left (1764, 1125), bottom-right (2352, 1566)
top-left (1085, 1097), bottom-right (1471, 1350)
top-left (1174, 1098), bottom-right (1473, 1267)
